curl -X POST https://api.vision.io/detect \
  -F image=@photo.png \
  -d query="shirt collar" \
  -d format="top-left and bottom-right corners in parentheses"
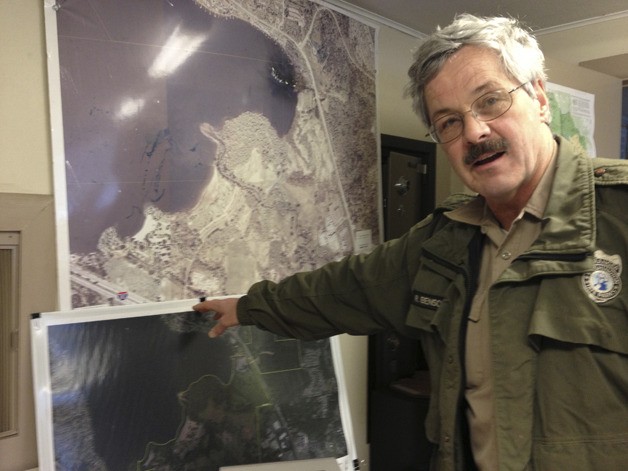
top-left (445, 138), bottom-right (559, 228)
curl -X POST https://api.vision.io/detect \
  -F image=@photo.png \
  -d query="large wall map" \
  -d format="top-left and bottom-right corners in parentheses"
top-left (54, 0), bottom-right (379, 307)
top-left (46, 0), bottom-right (377, 469)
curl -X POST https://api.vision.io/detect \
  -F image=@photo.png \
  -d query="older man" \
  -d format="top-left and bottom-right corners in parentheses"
top-left (195, 14), bottom-right (628, 470)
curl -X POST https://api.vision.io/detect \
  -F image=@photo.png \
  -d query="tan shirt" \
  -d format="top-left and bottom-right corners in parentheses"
top-left (446, 150), bottom-right (558, 469)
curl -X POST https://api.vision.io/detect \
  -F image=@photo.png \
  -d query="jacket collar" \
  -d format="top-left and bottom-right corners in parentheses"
top-left (423, 136), bottom-right (596, 268)
top-left (527, 135), bottom-right (596, 256)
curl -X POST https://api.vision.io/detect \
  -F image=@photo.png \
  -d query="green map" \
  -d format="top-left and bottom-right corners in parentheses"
top-left (546, 82), bottom-right (596, 156)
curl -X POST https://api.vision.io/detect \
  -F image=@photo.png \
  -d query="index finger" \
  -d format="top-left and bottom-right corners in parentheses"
top-left (192, 299), bottom-right (219, 313)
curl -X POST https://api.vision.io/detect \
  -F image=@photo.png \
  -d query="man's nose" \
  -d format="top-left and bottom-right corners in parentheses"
top-left (461, 113), bottom-right (491, 143)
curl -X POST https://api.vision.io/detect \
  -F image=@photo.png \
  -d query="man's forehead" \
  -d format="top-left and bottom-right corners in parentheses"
top-left (424, 48), bottom-right (512, 117)
top-left (425, 79), bottom-right (505, 118)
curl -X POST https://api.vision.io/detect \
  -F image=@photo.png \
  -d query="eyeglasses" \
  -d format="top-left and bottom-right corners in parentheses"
top-left (426, 83), bottom-right (527, 144)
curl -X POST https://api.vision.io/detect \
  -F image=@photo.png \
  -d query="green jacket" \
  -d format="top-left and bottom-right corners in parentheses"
top-left (237, 137), bottom-right (628, 470)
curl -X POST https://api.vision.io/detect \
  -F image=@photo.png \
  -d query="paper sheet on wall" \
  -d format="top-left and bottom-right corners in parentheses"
top-left (47, 0), bottom-right (381, 309)
top-left (31, 300), bottom-right (355, 470)
top-left (547, 82), bottom-right (596, 157)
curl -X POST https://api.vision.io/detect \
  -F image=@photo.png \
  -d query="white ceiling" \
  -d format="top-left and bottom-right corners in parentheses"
top-left (331, 0), bottom-right (628, 80)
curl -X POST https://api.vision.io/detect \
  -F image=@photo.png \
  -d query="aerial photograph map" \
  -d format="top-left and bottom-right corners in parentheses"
top-left (46, 307), bottom-right (345, 470)
top-left (47, 0), bottom-right (378, 469)
top-left (58, 0), bottom-right (379, 306)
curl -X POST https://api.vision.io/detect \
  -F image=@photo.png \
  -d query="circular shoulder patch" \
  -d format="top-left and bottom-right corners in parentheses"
top-left (582, 250), bottom-right (622, 303)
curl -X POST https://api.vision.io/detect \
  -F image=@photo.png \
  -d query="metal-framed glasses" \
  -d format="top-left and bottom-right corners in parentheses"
top-left (426, 83), bottom-right (527, 144)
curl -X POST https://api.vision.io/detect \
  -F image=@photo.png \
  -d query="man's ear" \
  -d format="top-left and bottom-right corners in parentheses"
top-left (532, 79), bottom-right (551, 123)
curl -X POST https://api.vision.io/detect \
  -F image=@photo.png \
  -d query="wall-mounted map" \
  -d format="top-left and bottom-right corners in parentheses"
top-left (547, 82), bottom-right (596, 157)
top-left (42, 0), bottom-right (377, 468)
top-left (31, 300), bottom-right (351, 470)
top-left (50, 0), bottom-right (379, 308)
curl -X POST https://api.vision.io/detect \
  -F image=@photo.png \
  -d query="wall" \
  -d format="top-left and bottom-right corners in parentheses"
top-left (0, 0), bottom-right (52, 195)
top-left (0, 2), bottom-right (56, 470)
top-left (0, 2), bottom-right (623, 470)
top-left (0, 195), bottom-right (57, 471)
top-left (537, 16), bottom-right (628, 76)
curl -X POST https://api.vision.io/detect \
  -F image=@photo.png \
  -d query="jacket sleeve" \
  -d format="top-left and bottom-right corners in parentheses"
top-left (235, 228), bottom-right (421, 340)
top-left (233, 192), bottom-right (475, 341)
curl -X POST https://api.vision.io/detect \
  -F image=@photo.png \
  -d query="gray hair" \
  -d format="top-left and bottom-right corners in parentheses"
top-left (406, 14), bottom-right (548, 126)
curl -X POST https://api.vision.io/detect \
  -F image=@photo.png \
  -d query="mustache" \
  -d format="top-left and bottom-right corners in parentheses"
top-left (464, 139), bottom-right (509, 166)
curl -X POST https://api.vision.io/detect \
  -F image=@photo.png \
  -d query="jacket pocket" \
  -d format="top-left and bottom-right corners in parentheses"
top-left (532, 436), bottom-right (628, 471)
top-left (405, 257), bottom-right (463, 341)
top-left (528, 277), bottom-right (628, 470)
top-left (528, 266), bottom-right (628, 354)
